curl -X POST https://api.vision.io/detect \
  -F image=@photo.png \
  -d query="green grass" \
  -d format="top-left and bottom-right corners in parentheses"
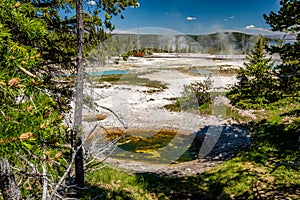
top-left (83, 167), bottom-right (152, 200)
top-left (83, 97), bottom-right (300, 199)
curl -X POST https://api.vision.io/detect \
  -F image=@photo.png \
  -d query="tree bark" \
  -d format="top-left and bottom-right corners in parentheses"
top-left (74, 0), bottom-right (85, 188)
top-left (41, 156), bottom-right (48, 200)
top-left (0, 158), bottom-right (21, 200)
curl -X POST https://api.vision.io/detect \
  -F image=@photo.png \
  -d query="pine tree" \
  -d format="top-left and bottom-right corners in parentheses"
top-left (0, 1), bottom-right (67, 198)
top-left (0, 0), bottom-right (138, 198)
top-left (227, 35), bottom-right (276, 108)
top-left (264, 0), bottom-right (300, 96)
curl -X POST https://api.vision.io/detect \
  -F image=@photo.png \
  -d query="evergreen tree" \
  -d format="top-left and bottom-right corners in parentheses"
top-left (0, 0), bottom-right (138, 198)
top-left (227, 35), bottom-right (276, 108)
top-left (0, 1), bottom-right (67, 198)
top-left (264, 0), bottom-right (300, 96)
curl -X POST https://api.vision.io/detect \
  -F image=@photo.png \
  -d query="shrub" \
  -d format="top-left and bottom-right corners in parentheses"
top-left (179, 77), bottom-right (213, 110)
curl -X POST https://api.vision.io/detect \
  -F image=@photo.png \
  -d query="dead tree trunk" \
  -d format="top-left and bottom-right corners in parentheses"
top-left (74, 0), bottom-right (85, 188)
top-left (0, 158), bottom-right (21, 200)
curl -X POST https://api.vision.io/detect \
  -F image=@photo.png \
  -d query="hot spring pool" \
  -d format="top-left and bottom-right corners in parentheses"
top-left (189, 69), bottom-right (211, 75)
top-left (55, 70), bottom-right (129, 77)
top-left (88, 128), bottom-right (198, 164)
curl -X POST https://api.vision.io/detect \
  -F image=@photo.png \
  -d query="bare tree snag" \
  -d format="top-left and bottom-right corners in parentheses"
top-left (74, 0), bottom-right (85, 188)
top-left (0, 158), bottom-right (21, 200)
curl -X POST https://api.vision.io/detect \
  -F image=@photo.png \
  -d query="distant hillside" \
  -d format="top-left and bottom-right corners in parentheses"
top-left (86, 31), bottom-right (266, 60)
top-left (188, 32), bottom-right (258, 54)
top-left (188, 32), bottom-right (255, 42)
top-left (108, 31), bottom-right (258, 55)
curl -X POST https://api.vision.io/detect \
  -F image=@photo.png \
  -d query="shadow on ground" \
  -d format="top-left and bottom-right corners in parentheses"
top-left (178, 124), bottom-right (251, 162)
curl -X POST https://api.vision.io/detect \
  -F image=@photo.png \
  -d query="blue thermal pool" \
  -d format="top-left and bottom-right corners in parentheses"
top-left (189, 69), bottom-right (211, 75)
top-left (88, 70), bottom-right (129, 76)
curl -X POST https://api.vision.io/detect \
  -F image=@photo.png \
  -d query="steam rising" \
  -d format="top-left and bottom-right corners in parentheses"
top-left (86, 27), bottom-right (258, 66)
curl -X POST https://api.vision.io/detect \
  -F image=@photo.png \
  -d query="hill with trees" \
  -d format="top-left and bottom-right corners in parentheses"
top-left (104, 31), bottom-right (282, 56)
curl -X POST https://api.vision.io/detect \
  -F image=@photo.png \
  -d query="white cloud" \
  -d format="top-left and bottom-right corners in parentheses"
top-left (246, 25), bottom-right (255, 29)
top-left (223, 16), bottom-right (235, 22)
top-left (130, 2), bottom-right (140, 8)
top-left (87, 1), bottom-right (96, 5)
top-left (186, 17), bottom-right (197, 21)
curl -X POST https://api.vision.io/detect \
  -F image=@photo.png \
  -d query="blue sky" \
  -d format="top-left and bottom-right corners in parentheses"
top-left (108, 0), bottom-right (281, 35)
